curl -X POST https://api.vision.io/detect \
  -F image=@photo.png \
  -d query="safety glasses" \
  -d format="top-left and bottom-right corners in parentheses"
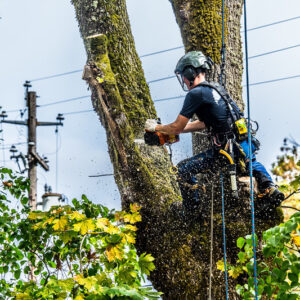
top-left (175, 72), bottom-right (189, 92)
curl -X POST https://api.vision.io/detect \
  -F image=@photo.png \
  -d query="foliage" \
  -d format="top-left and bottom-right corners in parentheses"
top-left (0, 167), bottom-right (161, 299)
top-left (272, 138), bottom-right (300, 194)
top-left (217, 214), bottom-right (300, 299)
top-left (217, 139), bottom-right (300, 299)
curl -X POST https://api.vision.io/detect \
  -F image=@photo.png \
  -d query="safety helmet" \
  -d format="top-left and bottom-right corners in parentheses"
top-left (174, 51), bottom-right (213, 91)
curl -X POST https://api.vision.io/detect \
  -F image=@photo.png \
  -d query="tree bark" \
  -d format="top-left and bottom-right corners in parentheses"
top-left (71, 1), bottom-right (281, 299)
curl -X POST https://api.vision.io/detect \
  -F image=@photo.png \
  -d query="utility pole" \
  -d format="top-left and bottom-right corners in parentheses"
top-left (1, 81), bottom-right (64, 210)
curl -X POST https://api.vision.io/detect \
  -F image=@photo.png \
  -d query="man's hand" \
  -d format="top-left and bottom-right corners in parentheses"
top-left (145, 119), bottom-right (158, 132)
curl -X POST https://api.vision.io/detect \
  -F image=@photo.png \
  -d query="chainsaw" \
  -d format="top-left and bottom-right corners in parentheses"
top-left (144, 119), bottom-right (180, 146)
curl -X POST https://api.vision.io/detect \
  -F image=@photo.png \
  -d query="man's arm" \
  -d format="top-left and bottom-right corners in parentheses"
top-left (154, 115), bottom-right (206, 135)
top-left (155, 114), bottom-right (189, 135)
top-left (181, 120), bottom-right (206, 133)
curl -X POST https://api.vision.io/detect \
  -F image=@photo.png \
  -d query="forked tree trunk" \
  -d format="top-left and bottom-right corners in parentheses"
top-left (71, 1), bottom-right (281, 298)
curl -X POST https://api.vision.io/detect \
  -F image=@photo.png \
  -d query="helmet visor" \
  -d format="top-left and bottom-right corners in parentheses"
top-left (175, 72), bottom-right (189, 92)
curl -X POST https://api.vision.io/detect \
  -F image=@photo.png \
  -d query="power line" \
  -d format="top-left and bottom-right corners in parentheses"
top-left (55, 72), bottom-right (300, 115)
top-left (148, 75), bottom-right (176, 84)
top-left (5, 72), bottom-right (300, 117)
top-left (246, 15), bottom-right (300, 32)
top-left (140, 46), bottom-right (184, 58)
top-left (26, 15), bottom-right (300, 83)
top-left (30, 69), bottom-right (83, 82)
top-left (1, 142), bottom-right (27, 150)
top-left (6, 108), bottom-right (25, 113)
top-left (63, 109), bottom-right (94, 115)
top-left (39, 95), bottom-right (90, 108)
top-left (249, 74), bottom-right (300, 86)
top-left (148, 43), bottom-right (300, 84)
top-left (89, 173), bottom-right (114, 178)
top-left (154, 95), bottom-right (185, 102)
top-left (249, 44), bottom-right (300, 60)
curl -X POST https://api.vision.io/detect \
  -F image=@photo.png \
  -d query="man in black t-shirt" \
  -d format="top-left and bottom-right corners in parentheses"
top-left (145, 51), bottom-right (284, 211)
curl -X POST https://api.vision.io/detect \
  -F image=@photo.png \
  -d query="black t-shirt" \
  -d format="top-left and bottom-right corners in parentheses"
top-left (179, 82), bottom-right (231, 133)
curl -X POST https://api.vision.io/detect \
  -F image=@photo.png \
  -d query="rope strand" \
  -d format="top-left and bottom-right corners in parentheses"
top-left (220, 173), bottom-right (229, 300)
top-left (243, 1), bottom-right (259, 298)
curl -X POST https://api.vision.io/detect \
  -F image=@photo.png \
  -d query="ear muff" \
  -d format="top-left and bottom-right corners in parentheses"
top-left (182, 67), bottom-right (197, 82)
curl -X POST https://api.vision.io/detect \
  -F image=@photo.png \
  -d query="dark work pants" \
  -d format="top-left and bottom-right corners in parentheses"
top-left (177, 139), bottom-right (273, 207)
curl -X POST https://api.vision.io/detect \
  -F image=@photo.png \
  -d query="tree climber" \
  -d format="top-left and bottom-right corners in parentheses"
top-left (145, 51), bottom-right (284, 212)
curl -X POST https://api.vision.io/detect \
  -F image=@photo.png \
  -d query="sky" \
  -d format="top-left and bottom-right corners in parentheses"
top-left (0, 0), bottom-right (299, 211)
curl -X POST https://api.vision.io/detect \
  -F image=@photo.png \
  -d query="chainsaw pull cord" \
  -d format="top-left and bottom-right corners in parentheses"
top-left (244, 0), bottom-right (259, 298)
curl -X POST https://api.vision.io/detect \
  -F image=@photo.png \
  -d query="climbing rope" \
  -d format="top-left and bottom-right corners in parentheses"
top-left (218, 1), bottom-right (230, 298)
top-left (243, 0), bottom-right (259, 298)
top-left (217, 0), bottom-right (259, 298)
top-left (208, 184), bottom-right (214, 300)
top-left (220, 173), bottom-right (229, 300)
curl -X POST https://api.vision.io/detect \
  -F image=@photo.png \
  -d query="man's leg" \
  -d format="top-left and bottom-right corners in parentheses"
top-left (177, 149), bottom-right (215, 209)
top-left (239, 140), bottom-right (284, 207)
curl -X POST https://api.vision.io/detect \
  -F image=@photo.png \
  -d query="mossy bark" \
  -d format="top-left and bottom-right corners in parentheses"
top-left (71, 0), bottom-right (281, 299)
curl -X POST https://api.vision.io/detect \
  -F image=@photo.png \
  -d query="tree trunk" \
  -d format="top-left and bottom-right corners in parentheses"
top-left (71, 1), bottom-right (281, 298)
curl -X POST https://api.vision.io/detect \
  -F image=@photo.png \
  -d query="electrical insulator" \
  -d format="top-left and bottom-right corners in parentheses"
top-left (0, 111), bottom-right (8, 120)
top-left (56, 113), bottom-right (64, 124)
top-left (9, 145), bottom-right (18, 154)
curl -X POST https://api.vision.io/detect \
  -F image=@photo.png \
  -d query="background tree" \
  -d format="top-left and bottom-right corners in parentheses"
top-left (0, 168), bottom-right (159, 299)
top-left (71, 0), bottom-right (281, 298)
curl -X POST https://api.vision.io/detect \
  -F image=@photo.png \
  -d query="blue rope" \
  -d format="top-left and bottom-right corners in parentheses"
top-left (220, 173), bottom-right (229, 300)
top-left (219, 1), bottom-right (229, 298)
top-left (243, 1), bottom-right (259, 299)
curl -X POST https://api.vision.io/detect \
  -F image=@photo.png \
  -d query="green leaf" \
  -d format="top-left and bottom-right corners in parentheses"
top-left (288, 272), bottom-right (298, 283)
top-left (237, 237), bottom-right (245, 249)
top-left (14, 269), bottom-right (21, 279)
top-left (107, 234), bottom-right (122, 244)
top-left (238, 252), bottom-right (247, 263)
top-left (48, 261), bottom-right (56, 268)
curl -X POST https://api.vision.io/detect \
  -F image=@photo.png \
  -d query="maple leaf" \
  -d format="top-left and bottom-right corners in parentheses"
top-left (130, 203), bottom-right (142, 213)
top-left (123, 224), bottom-right (138, 231)
top-left (122, 232), bottom-right (136, 244)
top-left (60, 231), bottom-right (77, 244)
top-left (73, 219), bottom-right (95, 235)
top-left (228, 266), bottom-right (243, 279)
top-left (216, 260), bottom-right (225, 272)
top-left (123, 213), bottom-right (142, 224)
top-left (28, 212), bottom-right (47, 220)
top-left (74, 274), bottom-right (98, 291)
top-left (96, 218), bottom-right (110, 230)
top-left (104, 224), bottom-right (120, 234)
top-left (69, 211), bottom-right (86, 221)
top-left (52, 216), bottom-right (68, 231)
top-left (41, 216), bottom-right (55, 228)
top-left (114, 211), bottom-right (124, 221)
top-left (292, 234), bottom-right (300, 247)
top-left (32, 221), bottom-right (43, 230)
top-left (106, 245), bottom-right (123, 262)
